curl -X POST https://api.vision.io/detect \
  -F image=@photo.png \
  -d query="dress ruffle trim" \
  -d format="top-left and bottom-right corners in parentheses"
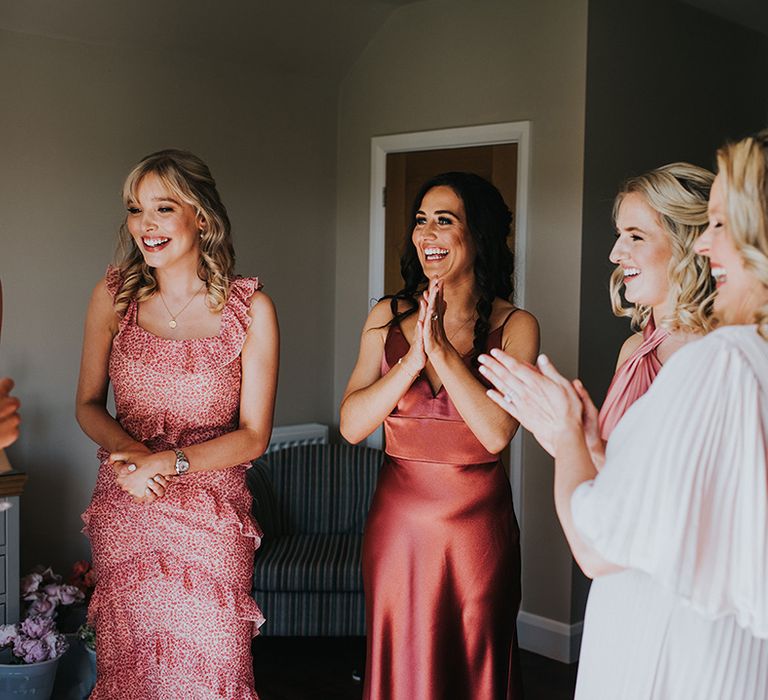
top-left (82, 480), bottom-right (262, 546)
top-left (91, 676), bottom-right (258, 700)
top-left (109, 272), bottom-right (262, 374)
top-left (164, 483), bottom-right (264, 543)
top-left (87, 551), bottom-right (266, 638)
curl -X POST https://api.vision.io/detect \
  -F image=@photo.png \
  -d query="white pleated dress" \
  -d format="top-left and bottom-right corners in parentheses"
top-left (572, 325), bottom-right (768, 700)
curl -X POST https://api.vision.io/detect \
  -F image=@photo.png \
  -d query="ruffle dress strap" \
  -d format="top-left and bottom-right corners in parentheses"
top-left (104, 264), bottom-right (139, 332)
top-left (221, 277), bottom-right (263, 353)
top-left (105, 264), bottom-right (123, 300)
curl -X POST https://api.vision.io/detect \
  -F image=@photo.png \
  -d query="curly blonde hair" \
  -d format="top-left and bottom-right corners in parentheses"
top-left (113, 149), bottom-right (235, 316)
top-left (609, 162), bottom-right (715, 334)
top-left (716, 130), bottom-right (768, 338)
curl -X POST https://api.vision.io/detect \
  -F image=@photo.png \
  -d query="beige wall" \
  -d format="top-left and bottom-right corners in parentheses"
top-left (333, 0), bottom-right (588, 624)
top-left (0, 28), bottom-right (339, 571)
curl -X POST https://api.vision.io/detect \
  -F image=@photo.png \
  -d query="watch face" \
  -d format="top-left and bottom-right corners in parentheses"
top-left (175, 451), bottom-right (190, 475)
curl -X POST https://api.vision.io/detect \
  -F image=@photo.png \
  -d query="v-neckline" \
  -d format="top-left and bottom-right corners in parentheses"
top-left (392, 326), bottom-right (472, 400)
top-left (388, 308), bottom-right (516, 399)
top-left (421, 364), bottom-right (449, 399)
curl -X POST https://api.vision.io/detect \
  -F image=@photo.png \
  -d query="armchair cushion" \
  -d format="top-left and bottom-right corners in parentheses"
top-left (252, 533), bottom-right (363, 592)
top-left (255, 443), bottom-right (381, 535)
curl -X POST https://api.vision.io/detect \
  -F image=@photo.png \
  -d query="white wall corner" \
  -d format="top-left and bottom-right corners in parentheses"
top-left (517, 611), bottom-right (583, 664)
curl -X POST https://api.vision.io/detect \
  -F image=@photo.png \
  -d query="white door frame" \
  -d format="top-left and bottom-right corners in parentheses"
top-left (366, 121), bottom-right (532, 524)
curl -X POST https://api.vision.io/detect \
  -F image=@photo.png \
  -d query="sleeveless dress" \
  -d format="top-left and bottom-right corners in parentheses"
top-left (598, 318), bottom-right (668, 440)
top-left (82, 266), bottom-right (265, 700)
top-left (362, 319), bottom-right (523, 700)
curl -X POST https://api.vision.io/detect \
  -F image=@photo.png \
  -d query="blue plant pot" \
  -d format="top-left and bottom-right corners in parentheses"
top-left (0, 654), bottom-right (60, 698)
top-left (49, 635), bottom-right (96, 699)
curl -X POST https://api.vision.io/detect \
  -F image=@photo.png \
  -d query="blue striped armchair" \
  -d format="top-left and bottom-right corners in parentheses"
top-left (247, 442), bottom-right (382, 636)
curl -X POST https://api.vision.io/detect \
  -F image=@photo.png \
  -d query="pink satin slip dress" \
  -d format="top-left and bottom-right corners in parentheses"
top-left (362, 317), bottom-right (523, 700)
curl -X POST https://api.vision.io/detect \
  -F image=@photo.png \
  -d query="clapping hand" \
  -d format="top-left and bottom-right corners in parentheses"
top-left (421, 277), bottom-right (456, 360)
top-left (478, 350), bottom-right (583, 457)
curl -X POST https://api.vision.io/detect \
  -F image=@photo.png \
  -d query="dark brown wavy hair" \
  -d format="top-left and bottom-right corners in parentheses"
top-left (384, 171), bottom-right (515, 360)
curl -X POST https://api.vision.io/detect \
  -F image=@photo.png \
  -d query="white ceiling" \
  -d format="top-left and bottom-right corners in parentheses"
top-left (0, 0), bottom-right (424, 78)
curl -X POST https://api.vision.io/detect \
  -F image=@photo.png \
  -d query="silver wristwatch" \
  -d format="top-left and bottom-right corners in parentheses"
top-left (174, 448), bottom-right (190, 476)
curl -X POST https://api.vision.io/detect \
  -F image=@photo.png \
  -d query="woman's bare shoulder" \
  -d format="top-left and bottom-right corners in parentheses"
top-left (492, 300), bottom-right (538, 333)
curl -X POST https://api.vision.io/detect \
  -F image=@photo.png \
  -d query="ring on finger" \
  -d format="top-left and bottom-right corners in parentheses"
top-left (431, 313), bottom-right (439, 321)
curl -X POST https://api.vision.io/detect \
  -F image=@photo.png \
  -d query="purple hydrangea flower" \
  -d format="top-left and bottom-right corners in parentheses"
top-left (54, 584), bottom-right (84, 606)
top-left (41, 631), bottom-right (68, 658)
top-left (0, 624), bottom-right (18, 647)
top-left (26, 595), bottom-right (56, 618)
top-left (13, 638), bottom-right (51, 664)
top-left (30, 566), bottom-right (61, 585)
top-left (20, 615), bottom-right (56, 639)
top-left (54, 633), bottom-right (69, 657)
top-left (20, 573), bottom-right (43, 598)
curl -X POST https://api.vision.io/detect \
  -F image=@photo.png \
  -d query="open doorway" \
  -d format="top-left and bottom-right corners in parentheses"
top-left (367, 122), bottom-right (531, 526)
top-left (383, 143), bottom-right (518, 295)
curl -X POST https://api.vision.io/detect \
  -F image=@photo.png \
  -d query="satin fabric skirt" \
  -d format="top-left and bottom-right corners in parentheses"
top-left (362, 455), bottom-right (522, 700)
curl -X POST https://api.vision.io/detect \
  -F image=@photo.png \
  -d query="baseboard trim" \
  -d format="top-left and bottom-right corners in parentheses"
top-left (517, 611), bottom-right (582, 664)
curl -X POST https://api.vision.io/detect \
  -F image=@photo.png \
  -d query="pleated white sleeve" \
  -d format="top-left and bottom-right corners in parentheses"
top-left (572, 327), bottom-right (768, 638)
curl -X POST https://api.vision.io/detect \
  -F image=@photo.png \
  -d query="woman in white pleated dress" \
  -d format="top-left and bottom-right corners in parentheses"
top-left (477, 130), bottom-right (768, 700)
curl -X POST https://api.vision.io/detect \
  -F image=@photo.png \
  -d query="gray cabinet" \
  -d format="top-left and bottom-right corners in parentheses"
top-left (0, 473), bottom-right (26, 625)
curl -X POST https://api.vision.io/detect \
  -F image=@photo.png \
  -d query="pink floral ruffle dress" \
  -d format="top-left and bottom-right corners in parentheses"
top-left (82, 266), bottom-right (264, 699)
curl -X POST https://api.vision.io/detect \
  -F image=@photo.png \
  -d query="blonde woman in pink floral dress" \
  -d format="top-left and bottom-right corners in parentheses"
top-left (76, 149), bottom-right (278, 699)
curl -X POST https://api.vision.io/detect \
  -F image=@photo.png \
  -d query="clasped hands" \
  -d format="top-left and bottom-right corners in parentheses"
top-left (399, 277), bottom-right (460, 377)
top-left (478, 350), bottom-right (605, 466)
top-left (108, 446), bottom-right (176, 504)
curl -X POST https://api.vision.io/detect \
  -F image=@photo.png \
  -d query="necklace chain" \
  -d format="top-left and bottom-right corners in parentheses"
top-left (159, 282), bottom-right (206, 329)
top-left (445, 314), bottom-right (476, 344)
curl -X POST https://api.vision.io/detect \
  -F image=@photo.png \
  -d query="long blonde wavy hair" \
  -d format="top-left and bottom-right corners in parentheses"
top-left (609, 162), bottom-right (715, 333)
top-left (113, 149), bottom-right (235, 316)
top-left (716, 130), bottom-right (768, 337)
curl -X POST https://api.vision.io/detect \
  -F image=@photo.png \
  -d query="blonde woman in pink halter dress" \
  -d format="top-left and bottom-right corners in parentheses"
top-left (588, 164), bottom-right (715, 461)
top-left (76, 150), bottom-right (278, 699)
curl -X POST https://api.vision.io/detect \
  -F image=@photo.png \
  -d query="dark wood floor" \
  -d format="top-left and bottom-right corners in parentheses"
top-left (253, 637), bottom-right (577, 700)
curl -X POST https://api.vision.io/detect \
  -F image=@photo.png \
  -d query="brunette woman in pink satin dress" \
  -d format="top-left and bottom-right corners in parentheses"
top-left (341, 172), bottom-right (539, 700)
top-left (578, 164), bottom-right (715, 464)
top-left (76, 150), bottom-right (278, 699)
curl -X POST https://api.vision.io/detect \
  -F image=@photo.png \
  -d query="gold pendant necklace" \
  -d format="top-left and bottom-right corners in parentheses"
top-left (159, 282), bottom-right (206, 329)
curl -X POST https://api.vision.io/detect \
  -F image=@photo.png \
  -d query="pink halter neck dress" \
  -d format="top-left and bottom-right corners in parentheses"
top-left (82, 266), bottom-right (264, 700)
top-left (598, 318), bottom-right (669, 441)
